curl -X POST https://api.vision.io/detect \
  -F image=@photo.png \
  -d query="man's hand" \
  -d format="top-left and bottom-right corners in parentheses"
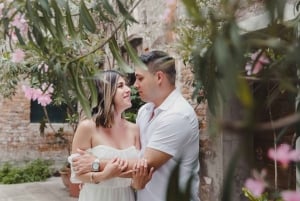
top-left (131, 158), bottom-right (154, 190)
top-left (72, 148), bottom-right (96, 175)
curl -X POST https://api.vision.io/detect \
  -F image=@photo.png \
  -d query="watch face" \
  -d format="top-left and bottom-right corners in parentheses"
top-left (92, 162), bottom-right (99, 171)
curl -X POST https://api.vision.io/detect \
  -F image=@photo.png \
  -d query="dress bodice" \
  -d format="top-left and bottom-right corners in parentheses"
top-left (85, 145), bottom-right (139, 188)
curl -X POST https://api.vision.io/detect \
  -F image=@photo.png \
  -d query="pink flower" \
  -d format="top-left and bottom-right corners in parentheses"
top-left (245, 50), bottom-right (270, 75)
top-left (22, 84), bottom-right (53, 106)
top-left (31, 88), bottom-right (43, 101)
top-left (41, 83), bottom-right (53, 94)
top-left (38, 63), bottom-right (49, 73)
top-left (268, 144), bottom-right (300, 168)
top-left (252, 62), bottom-right (264, 74)
top-left (281, 191), bottom-right (300, 201)
top-left (244, 178), bottom-right (266, 197)
top-left (11, 13), bottom-right (28, 35)
top-left (37, 94), bottom-right (52, 106)
top-left (11, 48), bottom-right (25, 63)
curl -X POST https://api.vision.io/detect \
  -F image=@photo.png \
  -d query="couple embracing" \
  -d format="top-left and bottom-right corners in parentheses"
top-left (69, 50), bottom-right (200, 201)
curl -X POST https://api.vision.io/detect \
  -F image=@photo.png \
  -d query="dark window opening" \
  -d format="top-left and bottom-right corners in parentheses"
top-left (30, 100), bottom-right (68, 123)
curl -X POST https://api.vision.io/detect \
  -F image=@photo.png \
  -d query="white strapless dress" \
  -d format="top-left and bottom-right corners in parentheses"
top-left (78, 145), bottom-right (139, 201)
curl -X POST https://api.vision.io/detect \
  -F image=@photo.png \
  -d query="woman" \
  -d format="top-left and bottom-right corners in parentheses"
top-left (69, 70), bottom-right (141, 201)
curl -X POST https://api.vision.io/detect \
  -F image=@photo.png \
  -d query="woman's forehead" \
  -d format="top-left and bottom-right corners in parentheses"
top-left (117, 76), bottom-right (126, 83)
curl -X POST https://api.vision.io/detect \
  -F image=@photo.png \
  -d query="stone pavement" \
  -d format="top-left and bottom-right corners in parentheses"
top-left (0, 176), bottom-right (78, 201)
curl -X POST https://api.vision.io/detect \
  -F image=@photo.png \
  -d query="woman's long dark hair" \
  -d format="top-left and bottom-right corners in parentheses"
top-left (92, 70), bottom-right (124, 128)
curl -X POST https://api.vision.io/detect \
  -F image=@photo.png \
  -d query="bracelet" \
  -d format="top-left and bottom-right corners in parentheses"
top-left (90, 172), bottom-right (99, 184)
top-left (90, 172), bottom-right (94, 183)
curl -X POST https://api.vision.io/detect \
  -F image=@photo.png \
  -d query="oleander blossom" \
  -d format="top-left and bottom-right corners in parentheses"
top-left (245, 50), bottom-right (270, 75)
top-left (11, 48), bottom-right (25, 63)
top-left (22, 83), bottom-right (53, 106)
top-left (11, 13), bottom-right (28, 36)
top-left (281, 191), bottom-right (300, 201)
top-left (244, 178), bottom-right (266, 197)
top-left (268, 143), bottom-right (300, 168)
top-left (38, 62), bottom-right (49, 73)
top-left (244, 169), bottom-right (267, 197)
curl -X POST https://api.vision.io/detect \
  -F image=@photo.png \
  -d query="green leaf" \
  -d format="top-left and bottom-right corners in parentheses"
top-left (181, 0), bottom-right (204, 25)
top-left (80, 65), bottom-right (98, 109)
top-left (36, 2), bottom-right (58, 38)
top-left (38, 0), bottom-right (53, 17)
top-left (123, 36), bottom-right (146, 70)
top-left (109, 36), bottom-right (133, 73)
top-left (79, 0), bottom-right (96, 33)
top-left (102, 0), bottom-right (117, 17)
top-left (14, 27), bottom-right (25, 46)
top-left (68, 62), bottom-right (91, 118)
top-left (65, 0), bottom-right (77, 38)
top-left (166, 162), bottom-right (193, 201)
top-left (236, 78), bottom-right (253, 109)
top-left (51, 0), bottom-right (65, 40)
top-left (31, 26), bottom-right (46, 51)
top-left (26, 0), bottom-right (41, 28)
top-left (116, 0), bottom-right (138, 23)
top-left (96, 5), bottom-right (113, 22)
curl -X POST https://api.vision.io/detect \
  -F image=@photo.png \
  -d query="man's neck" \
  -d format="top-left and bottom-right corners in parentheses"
top-left (152, 86), bottom-right (175, 108)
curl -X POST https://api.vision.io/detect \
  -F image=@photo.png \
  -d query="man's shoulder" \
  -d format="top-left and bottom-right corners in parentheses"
top-left (170, 97), bottom-right (196, 115)
top-left (138, 103), bottom-right (153, 113)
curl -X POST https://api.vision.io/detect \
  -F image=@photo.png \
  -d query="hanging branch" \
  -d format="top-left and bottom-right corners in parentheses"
top-left (221, 112), bottom-right (300, 133)
top-left (69, 0), bottom-right (143, 64)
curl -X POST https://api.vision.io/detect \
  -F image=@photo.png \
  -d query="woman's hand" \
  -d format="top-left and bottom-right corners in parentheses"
top-left (131, 158), bottom-right (154, 190)
top-left (102, 158), bottom-right (128, 180)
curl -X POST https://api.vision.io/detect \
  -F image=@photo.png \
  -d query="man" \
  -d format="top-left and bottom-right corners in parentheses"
top-left (73, 50), bottom-right (200, 201)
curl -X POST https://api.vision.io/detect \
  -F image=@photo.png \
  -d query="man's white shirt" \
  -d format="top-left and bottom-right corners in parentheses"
top-left (136, 89), bottom-right (200, 201)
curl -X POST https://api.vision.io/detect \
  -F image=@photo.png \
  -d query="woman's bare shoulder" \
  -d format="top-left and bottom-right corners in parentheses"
top-left (125, 120), bottom-right (138, 128)
top-left (125, 120), bottom-right (139, 135)
top-left (77, 119), bottom-right (96, 131)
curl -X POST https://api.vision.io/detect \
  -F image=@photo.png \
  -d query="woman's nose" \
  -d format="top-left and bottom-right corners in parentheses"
top-left (125, 85), bottom-right (131, 92)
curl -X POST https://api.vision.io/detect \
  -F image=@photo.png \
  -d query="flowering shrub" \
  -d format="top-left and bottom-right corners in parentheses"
top-left (244, 169), bottom-right (268, 198)
top-left (0, 0), bottom-right (140, 118)
top-left (243, 144), bottom-right (300, 201)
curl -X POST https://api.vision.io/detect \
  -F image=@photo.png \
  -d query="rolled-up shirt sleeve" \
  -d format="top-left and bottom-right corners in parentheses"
top-left (147, 113), bottom-right (192, 157)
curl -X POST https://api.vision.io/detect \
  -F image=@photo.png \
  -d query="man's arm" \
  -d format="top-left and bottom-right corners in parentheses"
top-left (130, 147), bottom-right (172, 189)
top-left (143, 147), bottom-right (172, 170)
top-left (72, 148), bottom-right (131, 175)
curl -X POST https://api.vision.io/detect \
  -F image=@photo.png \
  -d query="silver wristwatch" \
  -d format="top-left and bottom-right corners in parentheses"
top-left (91, 158), bottom-right (100, 172)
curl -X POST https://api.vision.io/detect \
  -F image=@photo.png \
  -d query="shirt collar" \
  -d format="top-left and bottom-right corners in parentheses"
top-left (158, 89), bottom-right (180, 111)
top-left (144, 89), bottom-right (180, 113)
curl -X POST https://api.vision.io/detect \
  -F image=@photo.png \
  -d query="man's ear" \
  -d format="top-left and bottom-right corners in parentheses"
top-left (155, 71), bottom-right (164, 84)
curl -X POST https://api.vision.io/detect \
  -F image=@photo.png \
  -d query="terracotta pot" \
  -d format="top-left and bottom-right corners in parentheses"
top-left (59, 168), bottom-right (71, 188)
top-left (69, 183), bottom-right (80, 197)
top-left (59, 166), bottom-right (80, 197)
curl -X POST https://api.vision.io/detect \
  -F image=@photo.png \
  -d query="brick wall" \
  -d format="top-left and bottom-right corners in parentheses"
top-left (0, 84), bottom-right (73, 169)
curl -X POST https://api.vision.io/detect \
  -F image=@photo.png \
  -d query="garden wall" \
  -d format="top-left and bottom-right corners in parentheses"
top-left (0, 83), bottom-right (74, 169)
